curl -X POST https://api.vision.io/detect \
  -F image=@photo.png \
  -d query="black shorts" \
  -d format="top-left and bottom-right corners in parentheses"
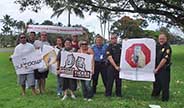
top-left (62, 78), bottom-right (77, 91)
top-left (34, 69), bottom-right (49, 79)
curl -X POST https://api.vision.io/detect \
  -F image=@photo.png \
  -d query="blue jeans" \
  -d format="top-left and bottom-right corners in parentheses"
top-left (57, 75), bottom-right (63, 94)
top-left (81, 80), bottom-right (93, 99)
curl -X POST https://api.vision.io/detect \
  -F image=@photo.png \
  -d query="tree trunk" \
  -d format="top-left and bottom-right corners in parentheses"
top-left (99, 11), bottom-right (103, 36)
top-left (68, 8), bottom-right (71, 27)
top-left (103, 21), bottom-right (106, 39)
top-left (108, 21), bottom-right (110, 40)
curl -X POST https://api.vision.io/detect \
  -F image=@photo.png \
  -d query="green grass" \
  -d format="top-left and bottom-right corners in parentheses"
top-left (0, 45), bottom-right (184, 108)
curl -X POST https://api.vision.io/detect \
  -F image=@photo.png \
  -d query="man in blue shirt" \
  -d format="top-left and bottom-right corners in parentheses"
top-left (92, 35), bottom-right (108, 94)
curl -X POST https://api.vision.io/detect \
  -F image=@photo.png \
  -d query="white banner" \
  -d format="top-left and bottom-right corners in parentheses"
top-left (49, 63), bottom-right (57, 75)
top-left (27, 25), bottom-right (84, 35)
top-left (42, 45), bottom-right (57, 66)
top-left (49, 47), bottom-right (60, 76)
top-left (59, 51), bottom-right (93, 80)
top-left (12, 50), bottom-right (45, 75)
top-left (37, 45), bottom-right (57, 72)
top-left (120, 38), bottom-right (156, 82)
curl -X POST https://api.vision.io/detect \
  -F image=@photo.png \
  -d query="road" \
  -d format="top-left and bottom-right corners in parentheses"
top-left (0, 48), bottom-right (14, 52)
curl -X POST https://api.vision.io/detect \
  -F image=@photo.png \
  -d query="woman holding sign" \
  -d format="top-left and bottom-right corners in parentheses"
top-left (78, 40), bottom-right (94, 101)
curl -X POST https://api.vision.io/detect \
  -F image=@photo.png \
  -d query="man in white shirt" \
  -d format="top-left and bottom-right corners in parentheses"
top-left (33, 32), bottom-right (50, 94)
top-left (13, 33), bottom-right (37, 96)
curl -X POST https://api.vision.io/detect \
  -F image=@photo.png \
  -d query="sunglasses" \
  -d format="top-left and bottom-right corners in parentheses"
top-left (20, 37), bottom-right (26, 39)
top-left (81, 43), bottom-right (88, 45)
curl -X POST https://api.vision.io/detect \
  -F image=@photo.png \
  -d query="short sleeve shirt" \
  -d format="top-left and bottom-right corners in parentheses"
top-left (106, 43), bottom-right (121, 64)
top-left (156, 43), bottom-right (172, 67)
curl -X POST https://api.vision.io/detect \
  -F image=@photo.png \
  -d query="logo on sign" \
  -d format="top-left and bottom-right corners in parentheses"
top-left (61, 54), bottom-right (91, 79)
top-left (126, 44), bottom-right (151, 68)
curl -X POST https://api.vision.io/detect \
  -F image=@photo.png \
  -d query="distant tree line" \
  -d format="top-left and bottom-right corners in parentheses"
top-left (0, 14), bottom-right (184, 48)
top-left (0, 14), bottom-right (95, 47)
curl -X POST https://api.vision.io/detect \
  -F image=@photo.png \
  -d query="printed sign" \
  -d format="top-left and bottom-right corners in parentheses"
top-left (120, 38), bottom-right (156, 81)
top-left (59, 51), bottom-right (93, 80)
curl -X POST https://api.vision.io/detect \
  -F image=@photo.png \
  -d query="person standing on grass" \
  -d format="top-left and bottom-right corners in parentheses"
top-left (12, 33), bottom-right (37, 96)
top-left (78, 40), bottom-right (94, 101)
top-left (27, 31), bottom-right (39, 91)
top-left (34, 32), bottom-right (50, 94)
top-left (71, 34), bottom-right (80, 90)
top-left (57, 38), bottom-right (77, 101)
top-left (151, 33), bottom-right (172, 101)
top-left (92, 35), bottom-right (108, 94)
top-left (54, 36), bottom-right (64, 97)
top-left (105, 34), bottom-right (122, 97)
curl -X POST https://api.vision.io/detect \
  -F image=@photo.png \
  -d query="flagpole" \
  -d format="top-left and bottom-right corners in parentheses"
top-left (135, 63), bottom-right (138, 80)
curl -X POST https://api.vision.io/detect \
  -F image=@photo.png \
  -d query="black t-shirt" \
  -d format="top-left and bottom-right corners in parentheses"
top-left (156, 43), bottom-right (172, 67)
top-left (106, 43), bottom-right (122, 65)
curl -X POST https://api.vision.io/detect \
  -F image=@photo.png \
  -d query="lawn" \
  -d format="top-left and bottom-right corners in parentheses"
top-left (0, 45), bottom-right (184, 108)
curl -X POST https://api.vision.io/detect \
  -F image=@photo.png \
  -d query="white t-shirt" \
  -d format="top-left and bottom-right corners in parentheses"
top-left (13, 43), bottom-right (35, 57)
top-left (34, 40), bottom-right (51, 72)
top-left (54, 45), bottom-right (64, 55)
top-left (34, 40), bottom-right (50, 49)
top-left (13, 43), bottom-right (35, 74)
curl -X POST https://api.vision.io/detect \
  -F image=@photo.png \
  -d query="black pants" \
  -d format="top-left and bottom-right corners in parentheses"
top-left (105, 65), bottom-right (122, 97)
top-left (152, 67), bottom-right (170, 101)
top-left (92, 61), bottom-right (107, 94)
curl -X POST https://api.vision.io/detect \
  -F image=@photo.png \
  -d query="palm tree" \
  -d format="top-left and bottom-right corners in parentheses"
top-left (50, 0), bottom-right (84, 27)
top-left (27, 18), bottom-right (35, 25)
top-left (1, 25), bottom-right (11, 35)
top-left (97, 9), bottom-right (115, 39)
top-left (16, 21), bottom-right (26, 33)
top-left (93, 0), bottom-right (105, 37)
top-left (0, 14), bottom-right (14, 35)
top-left (91, 1), bottom-right (115, 39)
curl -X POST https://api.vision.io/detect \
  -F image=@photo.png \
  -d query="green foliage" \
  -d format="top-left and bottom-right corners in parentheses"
top-left (0, 35), bottom-right (17, 47)
top-left (111, 16), bottom-right (148, 38)
top-left (0, 15), bottom-right (14, 35)
top-left (144, 28), bottom-right (184, 44)
top-left (156, 27), bottom-right (184, 44)
top-left (27, 19), bottom-right (35, 25)
top-left (0, 14), bottom-right (27, 35)
top-left (0, 45), bottom-right (184, 108)
top-left (14, 0), bottom-right (184, 31)
top-left (41, 20), bottom-right (54, 25)
top-left (144, 30), bottom-right (160, 40)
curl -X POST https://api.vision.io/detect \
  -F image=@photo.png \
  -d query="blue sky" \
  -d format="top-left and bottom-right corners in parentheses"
top-left (0, 0), bottom-right (183, 38)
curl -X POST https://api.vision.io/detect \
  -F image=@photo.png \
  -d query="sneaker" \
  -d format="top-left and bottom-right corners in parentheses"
top-left (71, 94), bottom-right (76, 99)
top-left (61, 95), bottom-right (67, 101)
top-left (88, 99), bottom-right (92, 101)
top-left (57, 93), bottom-right (61, 97)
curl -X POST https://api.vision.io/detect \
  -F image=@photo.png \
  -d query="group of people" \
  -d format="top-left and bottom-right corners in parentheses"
top-left (12, 31), bottom-right (172, 102)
